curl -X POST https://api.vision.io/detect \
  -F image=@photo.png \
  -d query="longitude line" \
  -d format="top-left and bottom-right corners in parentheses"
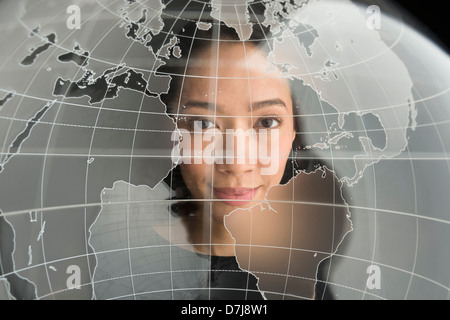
top-left (168, 0), bottom-right (208, 301)
top-left (84, 0), bottom-right (155, 300)
top-left (16, 0), bottom-right (122, 299)
top-left (233, 3), bottom-right (255, 301)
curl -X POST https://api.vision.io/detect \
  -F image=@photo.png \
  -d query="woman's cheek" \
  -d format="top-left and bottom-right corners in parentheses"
top-left (180, 163), bottom-right (213, 197)
top-left (273, 131), bottom-right (295, 184)
top-left (259, 129), bottom-right (293, 179)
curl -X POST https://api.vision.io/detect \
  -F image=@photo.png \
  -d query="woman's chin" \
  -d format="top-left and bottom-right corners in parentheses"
top-left (211, 199), bottom-right (262, 221)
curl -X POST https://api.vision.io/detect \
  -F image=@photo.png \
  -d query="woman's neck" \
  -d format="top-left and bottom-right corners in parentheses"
top-left (181, 211), bottom-right (236, 257)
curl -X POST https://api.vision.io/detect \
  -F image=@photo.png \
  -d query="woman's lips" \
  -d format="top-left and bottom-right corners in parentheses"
top-left (213, 187), bottom-right (259, 206)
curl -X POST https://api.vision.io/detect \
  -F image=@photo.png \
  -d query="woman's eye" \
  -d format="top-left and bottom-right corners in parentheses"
top-left (192, 119), bottom-right (215, 130)
top-left (257, 118), bottom-right (280, 129)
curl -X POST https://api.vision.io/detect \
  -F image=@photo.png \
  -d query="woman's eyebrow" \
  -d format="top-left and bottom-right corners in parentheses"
top-left (183, 101), bottom-right (217, 110)
top-left (249, 98), bottom-right (287, 111)
top-left (182, 98), bottom-right (287, 112)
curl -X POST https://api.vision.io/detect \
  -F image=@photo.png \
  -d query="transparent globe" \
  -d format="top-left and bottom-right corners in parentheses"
top-left (0, 0), bottom-right (448, 300)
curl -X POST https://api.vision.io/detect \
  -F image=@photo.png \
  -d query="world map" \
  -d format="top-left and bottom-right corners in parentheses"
top-left (0, 0), bottom-right (449, 300)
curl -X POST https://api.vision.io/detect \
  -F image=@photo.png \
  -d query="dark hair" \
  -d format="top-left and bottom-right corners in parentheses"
top-left (152, 9), bottom-right (319, 216)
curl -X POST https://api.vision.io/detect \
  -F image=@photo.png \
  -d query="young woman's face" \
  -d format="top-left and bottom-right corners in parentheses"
top-left (175, 42), bottom-right (296, 221)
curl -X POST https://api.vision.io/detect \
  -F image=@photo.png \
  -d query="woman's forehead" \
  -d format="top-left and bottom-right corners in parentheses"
top-left (179, 79), bottom-right (293, 118)
top-left (183, 44), bottom-right (290, 89)
top-left (175, 42), bottom-right (294, 115)
top-left (185, 42), bottom-right (282, 79)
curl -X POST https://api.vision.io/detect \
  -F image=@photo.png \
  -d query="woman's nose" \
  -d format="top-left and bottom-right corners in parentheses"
top-left (215, 128), bottom-right (258, 175)
top-left (216, 161), bottom-right (256, 176)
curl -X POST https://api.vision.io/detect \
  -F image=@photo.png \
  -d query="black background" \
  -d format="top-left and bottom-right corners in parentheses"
top-left (353, 0), bottom-right (449, 53)
top-left (375, 0), bottom-right (449, 53)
